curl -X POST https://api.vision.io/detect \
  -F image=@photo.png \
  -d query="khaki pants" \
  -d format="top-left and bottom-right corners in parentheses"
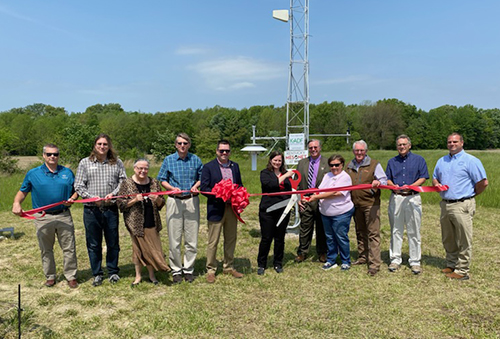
top-left (34, 210), bottom-right (77, 281)
top-left (440, 198), bottom-right (475, 275)
top-left (206, 204), bottom-right (238, 274)
top-left (166, 196), bottom-right (200, 275)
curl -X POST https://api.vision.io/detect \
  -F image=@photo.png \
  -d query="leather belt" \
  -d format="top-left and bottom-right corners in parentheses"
top-left (393, 191), bottom-right (419, 196)
top-left (173, 194), bottom-right (197, 200)
top-left (442, 196), bottom-right (474, 203)
top-left (85, 205), bottom-right (118, 212)
top-left (45, 209), bottom-right (68, 215)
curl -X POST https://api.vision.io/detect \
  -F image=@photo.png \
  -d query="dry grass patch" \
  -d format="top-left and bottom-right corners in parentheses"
top-left (1, 198), bottom-right (500, 338)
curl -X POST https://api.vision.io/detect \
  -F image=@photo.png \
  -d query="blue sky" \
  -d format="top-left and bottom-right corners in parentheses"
top-left (1, 1), bottom-right (499, 113)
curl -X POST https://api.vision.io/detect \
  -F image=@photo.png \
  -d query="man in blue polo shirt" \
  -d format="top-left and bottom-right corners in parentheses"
top-left (433, 132), bottom-right (488, 280)
top-left (386, 135), bottom-right (429, 275)
top-left (12, 143), bottom-right (79, 288)
top-left (158, 133), bottom-right (203, 284)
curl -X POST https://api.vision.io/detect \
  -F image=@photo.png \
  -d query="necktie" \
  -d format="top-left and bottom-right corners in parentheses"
top-left (307, 160), bottom-right (315, 188)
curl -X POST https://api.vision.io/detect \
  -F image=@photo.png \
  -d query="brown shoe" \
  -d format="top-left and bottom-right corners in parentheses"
top-left (45, 279), bottom-right (56, 287)
top-left (352, 259), bottom-right (366, 266)
top-left (367, 268), bottom-right (378, 276)
top-left (68, 279), bottom-right (78, 289)
top-left (441, 267), bottom-right (454, 274)
top-left (318, 253), bottom-right (327, 263)
top-left (446, 272), bottom-right (469, 280)
top-left (294, 254), bottom-right (306, 263)
top-left (206, 273), bottom-right (216, 284)
top-left (223, 269), bottom-right (244, 278)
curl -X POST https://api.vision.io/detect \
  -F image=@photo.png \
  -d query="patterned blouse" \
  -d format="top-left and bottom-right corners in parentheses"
top-left (117, 177), bottom-right (165, 237)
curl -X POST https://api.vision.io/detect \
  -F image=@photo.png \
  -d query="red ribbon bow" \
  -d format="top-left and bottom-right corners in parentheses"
top-left (212, 179), bottom-right (250, 223)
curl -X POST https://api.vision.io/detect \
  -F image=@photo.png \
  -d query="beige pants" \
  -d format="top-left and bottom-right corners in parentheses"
top-left (34, 210), bottom-right (77, 281)
top-left (440, 198), bottom-right (475, 275)
top-left (206, 204), bottom-right (238, 274)
top-left (166, 196), bottom-right (200, 275)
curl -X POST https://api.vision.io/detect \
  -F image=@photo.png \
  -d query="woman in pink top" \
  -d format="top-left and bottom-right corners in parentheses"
top-left (307, 155), bottom-right (354, 271)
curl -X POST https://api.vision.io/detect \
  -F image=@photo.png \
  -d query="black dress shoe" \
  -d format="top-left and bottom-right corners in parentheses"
top-left (184, 274), bottom-right (194, 283)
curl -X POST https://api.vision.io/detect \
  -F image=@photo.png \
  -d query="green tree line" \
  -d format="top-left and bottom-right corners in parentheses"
top-left (1, 100), bottom-right (498, 166)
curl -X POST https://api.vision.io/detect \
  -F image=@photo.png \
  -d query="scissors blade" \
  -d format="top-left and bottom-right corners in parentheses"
top-left (266, 199), bottom-right (291, 213)
top-left (276, 193), bottom-right (298, 227)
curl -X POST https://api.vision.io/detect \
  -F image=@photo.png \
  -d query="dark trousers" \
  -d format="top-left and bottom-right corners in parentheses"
top-left (297, 200), bottom-right (327, 256)
top-left (257, 208), bottom-right (290, 268)
top-left (354, 205), bottom-right (381, 270)
top-left (83, 206), bottom-right (120, 277)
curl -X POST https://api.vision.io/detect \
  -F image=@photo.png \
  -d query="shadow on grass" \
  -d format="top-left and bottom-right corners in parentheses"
top-left (380, 250), bottom-right (446, 269)
top-left (248, 228), bottom-right (260, 238)
top-left (192, 256), bottom-right (252, 275)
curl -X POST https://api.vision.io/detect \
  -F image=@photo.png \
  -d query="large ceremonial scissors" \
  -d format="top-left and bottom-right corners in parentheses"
top-left (265, 170), bottom-right (301, 227)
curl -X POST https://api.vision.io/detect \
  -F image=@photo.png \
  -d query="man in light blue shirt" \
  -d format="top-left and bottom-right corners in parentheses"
top-left (12, 143), bottom-right (79, 288)
top-left (433, 133), bottom-right (488, 280)
top-left (158, 133), bottom-right (203, 284)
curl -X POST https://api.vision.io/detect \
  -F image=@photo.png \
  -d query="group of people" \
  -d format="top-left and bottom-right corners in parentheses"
top-left (11, 131), bottom-right (488, 289)
top-left (288, 133), bottom-right (487, 281)
top-left (12, 133), bottom-right (244, 287)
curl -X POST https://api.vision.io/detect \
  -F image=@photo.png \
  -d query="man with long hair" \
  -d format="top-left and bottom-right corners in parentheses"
top-left (75, 134), bottom-right (126, 286)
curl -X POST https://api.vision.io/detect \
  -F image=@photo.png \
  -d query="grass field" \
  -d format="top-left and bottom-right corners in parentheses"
top-left (0, 150), bottom-right (499, 338)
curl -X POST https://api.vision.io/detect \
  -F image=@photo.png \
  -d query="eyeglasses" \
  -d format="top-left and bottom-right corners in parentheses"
top-left (135, 167), bottom-right (149, 171)
top-left (308, 146), bottom-right (319, 150)
top-left (177, 142), bottom-right (189, 146)
top-left (218, 149), bottom-right (231, 154)
top-left (354, 150), bottom-right (366, 153)
top-left (329, 163), bottom-right (342, 168)
top-left (45, 153), bottom-right (59, 157)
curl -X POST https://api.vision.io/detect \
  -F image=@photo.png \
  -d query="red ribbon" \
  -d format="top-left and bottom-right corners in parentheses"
top-left (18, 182), bottom-right (448, 222)
top-left (212, 179), bottom-right (249, 223)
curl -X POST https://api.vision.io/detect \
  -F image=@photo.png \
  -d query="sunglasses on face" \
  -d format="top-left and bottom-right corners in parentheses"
top-left (177, 142), bottom-right (189, 146)
top-left (329, 163), bottom-right (342, 168)
top-left (218, 149), bottom-right (231, 154)
top-left (45, 153), bottom-right (59, 157)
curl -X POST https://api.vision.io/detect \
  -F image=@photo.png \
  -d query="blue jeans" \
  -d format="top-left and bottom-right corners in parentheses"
top-left (83, 206), bottom-right (120, 277)
top-left (321, 207), bottom-right (354, 266)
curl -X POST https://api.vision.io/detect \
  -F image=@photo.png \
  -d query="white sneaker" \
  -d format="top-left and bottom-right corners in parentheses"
top-left (322, 262), bottom-right (338, 271)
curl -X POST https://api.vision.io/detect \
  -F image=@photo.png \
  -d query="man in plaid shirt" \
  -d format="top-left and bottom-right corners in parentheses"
top-left (158, 133), bottom-right (203, 284)
top-left (75, 134), bottom-right (126, 287)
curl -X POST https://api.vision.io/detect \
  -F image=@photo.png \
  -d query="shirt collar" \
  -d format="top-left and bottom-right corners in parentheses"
top-left (397, 151), bottom-right (412, 160)
top-left (174, 152), bottom-right (191, 161)
top-left (310, 155), bottom-right (321, 164)
top-left (42, 163), bottom-right (61, 174)
top-left (448, 149), bottom-right (465, 159)
top-left (217, 158), bottom-right (231, 168)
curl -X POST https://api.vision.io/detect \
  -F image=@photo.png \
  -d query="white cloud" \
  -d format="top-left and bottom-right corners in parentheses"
top-left (175, 46), bottom-right (209, 55)
top-left (188, 56), bottom-right (284, 91)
